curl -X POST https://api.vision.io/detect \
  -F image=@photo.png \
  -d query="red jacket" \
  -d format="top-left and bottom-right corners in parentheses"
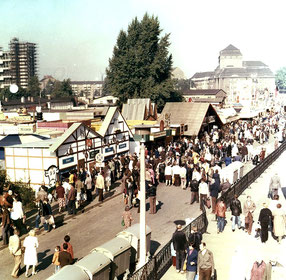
top-left (215, 201), bottom-right (226, 218)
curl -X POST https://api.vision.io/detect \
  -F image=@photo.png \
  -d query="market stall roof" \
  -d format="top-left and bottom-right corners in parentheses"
top-left (216, 107), bottom-right (240, 124)
top-left (98, 107), bottom-right (133, 137)
top-left (0, 134), bottom-right (49, 147)
top-left (158, 102), bottom-right (222, 136)
top-left (5, 138), bottom-right (57, 149)
top-left (49, 122), bottom-right (101, 153)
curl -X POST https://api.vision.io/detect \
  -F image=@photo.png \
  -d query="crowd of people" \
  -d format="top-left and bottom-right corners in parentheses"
top-left (0, 110), bottom-right (285, 279)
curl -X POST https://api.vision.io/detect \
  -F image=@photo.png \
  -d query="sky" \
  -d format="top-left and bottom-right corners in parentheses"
top-left (1, 0), bottom-right (285, 81)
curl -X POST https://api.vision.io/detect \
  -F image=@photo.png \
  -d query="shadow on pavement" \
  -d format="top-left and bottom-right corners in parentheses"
top-left (37, 249), bottom-right (52, 272)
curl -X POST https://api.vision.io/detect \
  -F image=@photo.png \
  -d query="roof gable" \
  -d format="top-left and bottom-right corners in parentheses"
top-left (158, 102), bottom-right (222, 136)
top-left (98, 107), bottom-right (133, 138)
top-left (220, 44), bottom-right (242, 56)
top-left (49, 122), bottom-right (101, 152)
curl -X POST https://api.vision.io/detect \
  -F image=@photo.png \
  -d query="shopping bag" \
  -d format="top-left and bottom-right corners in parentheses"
top-left (121, 219), bottom-right (125, 227)
top-left (183, 260), bottom-right (187, 271)
top-left (211, 269), bottom-right (217, 280)
top-left (204, 197), bottom-right (211, 209)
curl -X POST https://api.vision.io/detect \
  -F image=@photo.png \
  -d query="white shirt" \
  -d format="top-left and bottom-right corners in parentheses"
top-left (199, 182), bottom-right (209, 196)
top-left (192, 171), bottom-right (201, 181)
top-left (165, 165), bottom-right (173, 176)
top-left (172, 165), bottom-right (181, 175)
top-left (180, 167), bottom-right (187, 178)
top-left (10, 201), bottom-right (24, 220)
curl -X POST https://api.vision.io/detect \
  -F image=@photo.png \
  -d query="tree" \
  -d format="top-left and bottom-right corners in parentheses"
top-left (0, 86), bottom-right (27, 100)
top-left (41, 79), bottom-right (55, 97)
top-left (276, 67), bottom-right (286, 90)
top-left (51, 79), bottom-right (73, 98)
top-left (105, 13), bottom-right (182, 111)
top-left (27, 76), bottom-right (40, 97)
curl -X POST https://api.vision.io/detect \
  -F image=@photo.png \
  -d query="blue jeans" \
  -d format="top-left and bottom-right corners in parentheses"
top-left (217, 216), bottom-right (225, 232)
top-left (55, 265), bottom-right (61, 273)
top-left (232, 215), bottom-right (241, 230)
top-left (35, 215), bottom-right (48, 230)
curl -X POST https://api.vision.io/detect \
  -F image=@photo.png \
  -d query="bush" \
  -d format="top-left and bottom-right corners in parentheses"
top-left (0, 168), bottom-right (36, 210)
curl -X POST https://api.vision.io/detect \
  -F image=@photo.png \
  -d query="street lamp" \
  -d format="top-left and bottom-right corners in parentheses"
top-left (137, 138), bottom-right (147, 269)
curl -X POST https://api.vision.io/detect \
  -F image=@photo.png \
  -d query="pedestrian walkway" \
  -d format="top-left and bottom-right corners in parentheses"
top-left (162, 149), bottom-right (286, 280)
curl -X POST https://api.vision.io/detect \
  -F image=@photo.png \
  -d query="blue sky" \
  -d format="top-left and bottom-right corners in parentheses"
top-left (1, 0), bottom-right (285, 80)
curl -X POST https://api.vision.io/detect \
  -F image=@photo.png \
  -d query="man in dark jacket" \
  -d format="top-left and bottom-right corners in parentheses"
top-left (59, 242), bottom-right (73, 267)
top-left (190, 179), bottom-right (199, 204)
top-left (210, 170), bottom-right (220, 213)
top-left (172, 224), bottom-right (188, 273)
top-left (149, 184), bottom-right (157, 214)
top-left (230, 194), bottom-right (242, 232)
top-left (188, 226), bottom-right (202, 251)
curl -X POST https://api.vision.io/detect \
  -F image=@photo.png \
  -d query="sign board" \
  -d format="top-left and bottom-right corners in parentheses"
top-left (96, 162), bottom-right (105, 167)
top-left (18, 124), bottom-right (36, 134)
top-left (118, 143), bottom-right (127, 149)
top-left (62, 157), bottom-right (74, 165)
top-left (105, 147), bottom-right (114, 153)
top-left (95, 153), bottom-right (104, 162)
top-left (89, 149), bottom-right (100, 159)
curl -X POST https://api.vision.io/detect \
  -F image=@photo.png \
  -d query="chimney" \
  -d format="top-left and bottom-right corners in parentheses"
top-left (21, 96), bottom-right (25, 103)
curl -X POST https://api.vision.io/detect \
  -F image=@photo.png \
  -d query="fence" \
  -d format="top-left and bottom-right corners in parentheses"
top-left (128, 140), bottom-right (286, 280)
top-left (221, 140), bottom-right (286, 206)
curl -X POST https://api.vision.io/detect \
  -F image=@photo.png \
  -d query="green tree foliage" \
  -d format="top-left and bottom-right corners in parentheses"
top-left (51, 79), bottom-right (73, 98)
top-left (41, 79), bottom-right (55, 97)
top-left (0, 168), bottom-right (36, 210)
top-left (27, 76), bottom-right (40, 97)
top-left (276, 67), bottom-right (286, 89)
top-left (0, 86), bottom-right (28, 100)
top-left (105, 13), bottom-right (182, 111)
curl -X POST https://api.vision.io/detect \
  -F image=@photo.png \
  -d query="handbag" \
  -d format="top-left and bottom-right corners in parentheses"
top-left (204, 197), bottom-right (211, 209)
top-left (183, 260), bottom-right (187, 271)
top-left (121, 218), bottom-right (125, 227)
top-left (210, 269), bottom-right (217, 280)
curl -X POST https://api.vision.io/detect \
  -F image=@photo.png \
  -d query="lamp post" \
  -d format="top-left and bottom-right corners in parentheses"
top-left (137, 139), bottom-right (147, 269)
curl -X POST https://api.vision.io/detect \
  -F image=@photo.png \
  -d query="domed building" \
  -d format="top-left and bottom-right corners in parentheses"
top-left (191, 44), bottom-right (275, 108)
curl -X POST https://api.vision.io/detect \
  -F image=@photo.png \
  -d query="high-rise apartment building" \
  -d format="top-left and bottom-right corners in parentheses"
top-left (0, 38), bottom-right (37, 89)
top-left (0, 48), bottom-right (12, 89)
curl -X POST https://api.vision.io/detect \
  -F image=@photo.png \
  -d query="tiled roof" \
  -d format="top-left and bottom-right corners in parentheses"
top-left (71, 81), bottom-right (103, 85)
top-left (191, 71), bottom-right (214, 79)
top-left (220, 44), bottom-right (242, 56)
top-left (243, 61), bottom-right (268, 67)
top-left (182, 89), bottom-right (222, 96)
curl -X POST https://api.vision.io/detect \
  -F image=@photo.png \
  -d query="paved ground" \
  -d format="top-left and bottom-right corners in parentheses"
top-left (0, 178), bottom-right (202, 279)
top-left (0, 133), bottom-right (279, 279)
top-left (162, 143), bottom-right (286, 280)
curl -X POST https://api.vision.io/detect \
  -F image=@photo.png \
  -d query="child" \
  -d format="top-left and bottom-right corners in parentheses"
top-left (61, 235), bottom-right (74, 260)
top-left (52, 246), bottom-right (61, 273)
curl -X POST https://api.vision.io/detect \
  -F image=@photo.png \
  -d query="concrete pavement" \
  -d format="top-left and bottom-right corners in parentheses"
top-left (162, 144), bottom-right (286, 280)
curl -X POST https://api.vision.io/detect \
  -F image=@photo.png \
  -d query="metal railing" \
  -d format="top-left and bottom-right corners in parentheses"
top-left (221, 140), bottom-right (286, 206)
top-left (128, 207), bottom-right (208, 280)
top-left (128, 140), bottom-right (286, 280)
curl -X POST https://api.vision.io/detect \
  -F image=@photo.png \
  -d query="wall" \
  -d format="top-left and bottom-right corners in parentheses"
top-left (5, 147), bottom-right (57, 186)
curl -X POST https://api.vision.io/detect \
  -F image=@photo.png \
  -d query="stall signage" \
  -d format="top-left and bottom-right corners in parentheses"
top-left (89, 149), bottom-right (100, 159)
top-left (105, 147), bottom-right (114, 153)
top-left (118, 143), bottom-right (127, 149)
top-left (151, 131), bottom-right (166, 139)
top-left (62, 157), bottom-right (74, 165)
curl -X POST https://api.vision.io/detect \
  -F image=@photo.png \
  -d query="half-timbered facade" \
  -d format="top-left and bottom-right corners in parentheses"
top-left (97, 107), bottom-right (133, 161)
